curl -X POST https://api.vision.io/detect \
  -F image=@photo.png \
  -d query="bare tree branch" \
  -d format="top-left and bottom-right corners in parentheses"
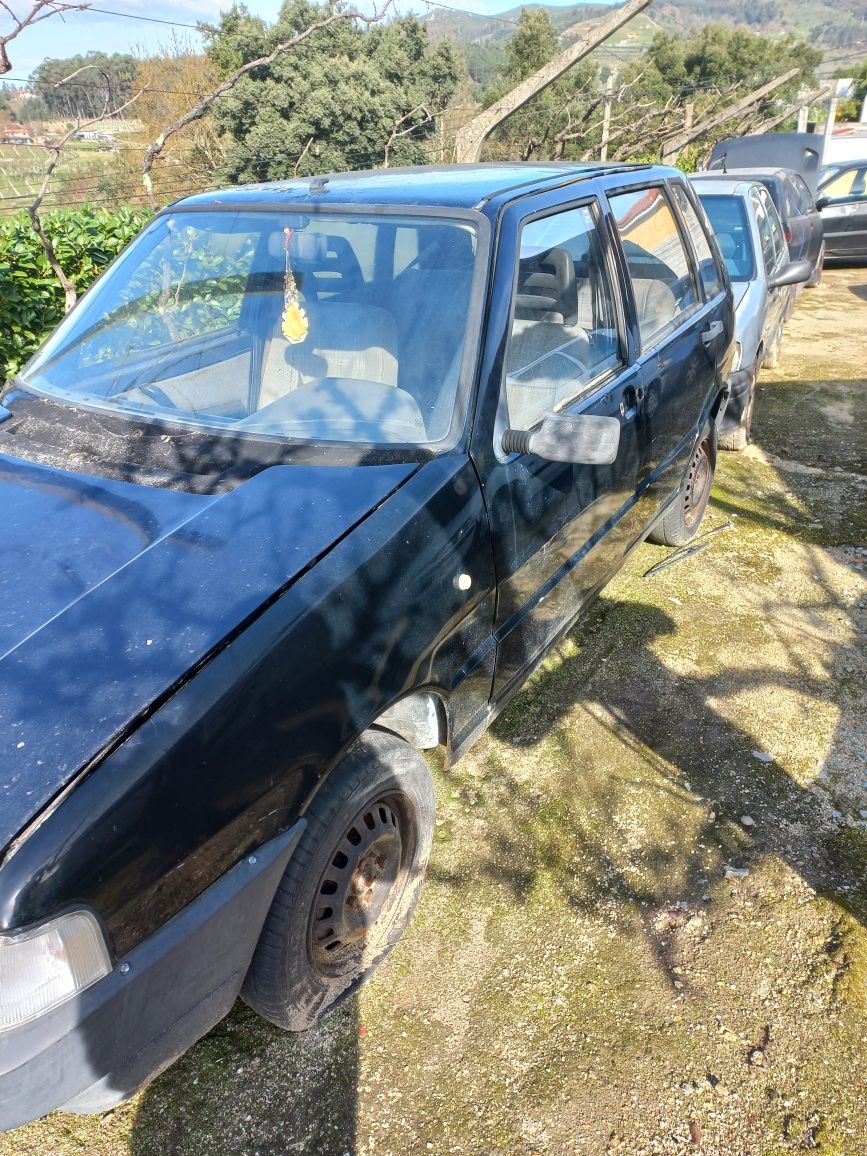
top-left (293, 136), bottom-right (315, 178)
top-left (142, 1), bottom-right (393, 208)
top-left (0, 0), bottom-right (90, 75)
top-left (28, 72), bottom-right (147, 312)
top-left (384, 103), bottom-right (432, 167)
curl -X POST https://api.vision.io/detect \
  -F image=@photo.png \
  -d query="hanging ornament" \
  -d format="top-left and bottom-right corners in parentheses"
top-left (281, 227), bottom-right (309, 344)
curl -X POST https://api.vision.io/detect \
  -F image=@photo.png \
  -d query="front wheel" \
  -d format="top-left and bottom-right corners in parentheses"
top-left (648, 424), bottom-right (717, 547)
top-left (243, 730), bottom-right (435, 1031)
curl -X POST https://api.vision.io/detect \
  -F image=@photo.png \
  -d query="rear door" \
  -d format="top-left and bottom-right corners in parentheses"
top-left (470, 194), bottom-right (646, 703)
top-left (819, 165), bottom-right (867, 257)
top-left (789, 173), bottom-right (823, 266)
top-left (752, 186), bottom-right (789, 339)
top-left (605, 180), bottom-right (728, 515)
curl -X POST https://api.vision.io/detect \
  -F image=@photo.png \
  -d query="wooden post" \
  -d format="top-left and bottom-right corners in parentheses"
top-left (600, 72), bottom-right (615, 161)
top-left (453, 0), bottom-right (651, 164)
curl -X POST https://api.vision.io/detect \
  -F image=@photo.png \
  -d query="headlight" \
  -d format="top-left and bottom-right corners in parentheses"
top-left (0, 910), bottom-right (112, 1031)
top-left (731, 342), bottom-right (742, 372)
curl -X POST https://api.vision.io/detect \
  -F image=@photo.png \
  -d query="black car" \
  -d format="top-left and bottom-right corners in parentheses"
top-left (698, 166), bottom-right (824, 286)
top-left (0, 162), bottom-right (733, 1130)
top-left (817, 161), bottom-right (867, 258)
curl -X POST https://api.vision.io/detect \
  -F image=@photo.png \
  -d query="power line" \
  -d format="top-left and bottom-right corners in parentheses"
top-left (86, 6), bottom-right (203, 30)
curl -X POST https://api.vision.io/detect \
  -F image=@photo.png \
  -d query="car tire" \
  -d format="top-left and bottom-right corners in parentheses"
top-left (718, 370), bottom-right (755, 452)
top-left (242, 730), bottom-right (435, 1031)
top-left (763, 327), bottom-right (783, 370)
top-left (647, 424), bottom-right (717, 547)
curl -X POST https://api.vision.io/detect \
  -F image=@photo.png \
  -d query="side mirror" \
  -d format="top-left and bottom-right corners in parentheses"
top-left (502, 412), bottom-right (621, 465)
top-left (816, 195), bottom-right (829, 211)
top-left (769, 259), bottom-right (813, 290)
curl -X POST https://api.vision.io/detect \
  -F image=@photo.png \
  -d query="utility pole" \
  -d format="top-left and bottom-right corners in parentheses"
top-left (453, 0), bottom-right (651, 164)
top-left (600, 72), bottom-right (615, 161)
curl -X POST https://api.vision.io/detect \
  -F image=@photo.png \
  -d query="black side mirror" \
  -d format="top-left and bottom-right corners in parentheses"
top-left (502, 412), bottom-right (621, 465)
top-left (769, 259), bottom-right (813, 290)
top-left (816, 195), bottom-right (829, 211)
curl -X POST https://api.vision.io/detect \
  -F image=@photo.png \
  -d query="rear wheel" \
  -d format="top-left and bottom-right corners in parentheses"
top-left (763, 326), bottom-right (783, 370)
top-left (807, 245), bottom-right (824, 288)
top-left (648, 424), bottom-right (717, 547)
top-left (243, 731), bottom-right (435, 1031)
top-left (719, 370), bottom-right (755, 452)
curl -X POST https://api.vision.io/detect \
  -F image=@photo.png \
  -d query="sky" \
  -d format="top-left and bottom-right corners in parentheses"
top-left (1, 0), bottom-right (618, 81)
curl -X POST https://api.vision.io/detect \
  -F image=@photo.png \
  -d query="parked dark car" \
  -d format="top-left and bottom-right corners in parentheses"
top-left (817, 162), bottom-right (867, 258)
top-left (709, 132), bottom-right (823, 194)
top-left (0, 162), bottom-right (733, 1130)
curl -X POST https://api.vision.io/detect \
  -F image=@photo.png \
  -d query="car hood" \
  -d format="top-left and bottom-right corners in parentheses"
top-left (0, 453), bottom-right (416, 854)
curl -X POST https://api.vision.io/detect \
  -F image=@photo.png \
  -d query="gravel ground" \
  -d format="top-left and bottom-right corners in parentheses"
top-left (1, 266), bottom-right (865, 1156)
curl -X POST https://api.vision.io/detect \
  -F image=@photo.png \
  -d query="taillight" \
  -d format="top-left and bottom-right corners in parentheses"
top-left (784, 227), bottom-right (792, 243)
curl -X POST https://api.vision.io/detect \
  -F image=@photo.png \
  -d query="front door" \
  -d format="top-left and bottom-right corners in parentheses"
top-left (471, 197), bottom-right (647, 704)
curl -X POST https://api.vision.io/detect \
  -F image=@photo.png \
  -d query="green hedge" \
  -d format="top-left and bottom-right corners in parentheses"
top-left (0, 206), bottom-right (151, 381)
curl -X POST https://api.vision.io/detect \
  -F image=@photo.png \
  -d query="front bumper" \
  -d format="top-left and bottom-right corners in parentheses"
top-left (0, 821), bottom-right (303, 1132)
top-left (719, 368), bottom-right (753, 433)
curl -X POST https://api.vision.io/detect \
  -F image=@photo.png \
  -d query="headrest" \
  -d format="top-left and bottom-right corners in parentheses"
top-left (415, 226), bottom-right (476, 271)
top-left (515, 247), bottom-right (577, 322)
top-left (267, 230), bottom-right (328, 261)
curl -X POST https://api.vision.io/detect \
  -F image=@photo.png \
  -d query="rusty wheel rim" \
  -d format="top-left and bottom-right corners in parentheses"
top-left (683, 438), bottom-right (712, 529)
top-left (309, 797), bottom-right (406, 977)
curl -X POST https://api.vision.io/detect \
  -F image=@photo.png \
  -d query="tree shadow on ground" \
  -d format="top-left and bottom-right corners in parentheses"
top-left (130, 996), bottom-right (360, 1156)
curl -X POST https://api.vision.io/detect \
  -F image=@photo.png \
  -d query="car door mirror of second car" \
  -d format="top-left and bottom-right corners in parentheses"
top-left (768, 259), bottom-right (814, 290)
top-left (502, 412), bottom-right (621, 465)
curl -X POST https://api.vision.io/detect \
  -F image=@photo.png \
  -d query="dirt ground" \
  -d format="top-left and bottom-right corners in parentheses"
top-left (2, 267), bottom-right (866, 1156)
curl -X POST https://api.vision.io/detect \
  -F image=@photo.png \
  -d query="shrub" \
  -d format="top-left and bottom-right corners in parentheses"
top-left (0, 206), bottom-right (150, 380)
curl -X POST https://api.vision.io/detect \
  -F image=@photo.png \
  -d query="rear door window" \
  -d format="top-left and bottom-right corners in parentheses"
top-left (752, 189), bottom-right (781, 274)
top-left (670, 183), bottom-right (723, 300)
top-left (608, 186), bottom-right (699, 348)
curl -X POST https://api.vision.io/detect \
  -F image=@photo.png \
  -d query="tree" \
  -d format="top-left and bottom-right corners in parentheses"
top-left (31, 52), bottom-right (137, 119)
top-left (204, 0), bottom-right (461, 182)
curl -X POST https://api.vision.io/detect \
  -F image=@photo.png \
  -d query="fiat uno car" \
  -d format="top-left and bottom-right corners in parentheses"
top-left (0, 163), bottom-right (733, 1129)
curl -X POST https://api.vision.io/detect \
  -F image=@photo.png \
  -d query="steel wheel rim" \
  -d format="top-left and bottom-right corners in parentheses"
top-left (308, 795), bottom-right (410, 977)
top-left (683, 438), bottom-right (712, 528)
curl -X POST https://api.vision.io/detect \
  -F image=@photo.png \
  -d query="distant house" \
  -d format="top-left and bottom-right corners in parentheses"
top-left (0, 127), bottom-right (34, 145)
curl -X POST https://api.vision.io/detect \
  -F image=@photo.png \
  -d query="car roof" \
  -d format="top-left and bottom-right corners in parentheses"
top-left (169, 162), bottom-right (657, 213)
top-left (710, 167), bottom-right (793, 184)
top-left (689, 174), bottom-right (764, 196)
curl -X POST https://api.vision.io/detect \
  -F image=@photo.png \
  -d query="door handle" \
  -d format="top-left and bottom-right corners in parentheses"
top-left (619, 384), bottom-right (644, 421)
top-left (702, 319), bottom-right (724, 346)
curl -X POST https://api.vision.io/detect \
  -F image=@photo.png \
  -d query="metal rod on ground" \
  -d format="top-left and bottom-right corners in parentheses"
top-left (643, 522), bottom-right (733, 579)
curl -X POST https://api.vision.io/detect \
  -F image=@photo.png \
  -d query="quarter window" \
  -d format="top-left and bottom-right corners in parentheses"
top-left (504, 204), bottom-right (621, 432)
top-left (608, 187), bottom-right (698, 348)
top-left (670, 183), bottom-right (722, 299)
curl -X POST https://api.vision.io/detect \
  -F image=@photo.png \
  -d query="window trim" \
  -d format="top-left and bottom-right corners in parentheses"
top-left (496, 195), bottom-right (628, 441)
top-left (668, 179), bottom-right (726, 305)
top-left (605, 180), bottom-right (704, 355)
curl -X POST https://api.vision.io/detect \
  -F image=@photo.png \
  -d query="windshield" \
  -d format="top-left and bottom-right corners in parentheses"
top-left (698, 194), bottom-right (756, 282)
top-left (20, 209), bottom-right (481, 447)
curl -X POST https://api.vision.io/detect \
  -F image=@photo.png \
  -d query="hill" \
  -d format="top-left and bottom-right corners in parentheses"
top-left (422, 0), bottom-right (867, 58)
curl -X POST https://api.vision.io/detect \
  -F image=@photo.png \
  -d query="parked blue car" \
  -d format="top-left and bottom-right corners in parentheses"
top-left (0, 162), bottom-right (733, 1129)
top-left (691, 173), bottom-right (812, 449)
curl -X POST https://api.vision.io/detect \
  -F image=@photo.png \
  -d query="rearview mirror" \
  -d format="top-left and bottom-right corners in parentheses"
top-left (769, 259), bottom-right (813, 290)
top-left (502, 412), bottom-right (621, 465)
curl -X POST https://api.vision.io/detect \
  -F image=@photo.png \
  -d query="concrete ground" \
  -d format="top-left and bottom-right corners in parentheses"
top-left (2, 267), bottom-right (865, 1156)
